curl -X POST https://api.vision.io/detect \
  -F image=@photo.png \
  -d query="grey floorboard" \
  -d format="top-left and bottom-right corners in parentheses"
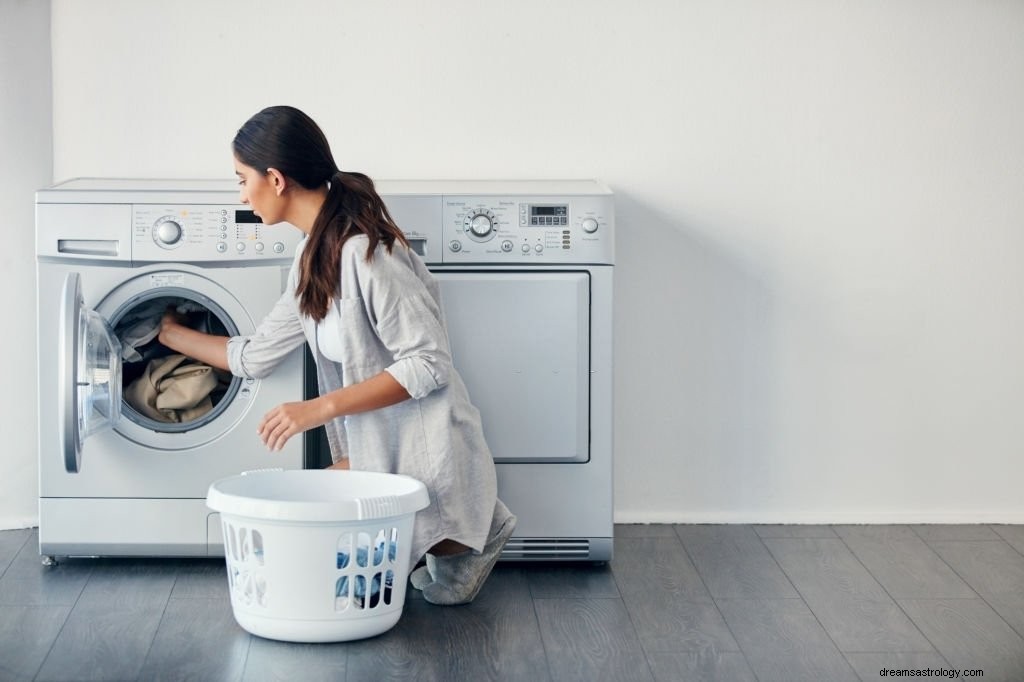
top-left (928, 540), bottom-right (1024, 636)
top-left (611, 537), bottom-right (713, 603)
top-left (717, 598), bottom-right (860, 681)
top-left (139, 597), bottom-right (251, 682)
top-left (0, 555), bottom-right (93, 607)
top-left (523, 561), bottom-right (620, 599)
top-left (615, 524), bottom-right (678, 538)
top-left (990, 525), bottom-right (1024, 556)
top-left (535, 598), bottom-right (654, 682)
top-left (844, 652), bottom-right (952, 682)
top-left (4, 525), bottom-right (1024, 681)
top-left (646, 651), bottom-right (758, 682)
top-left (169, 558), bottom-right (232, 599)
top-left (621, 590), bottom-right (740, 653)
top-left (834, 525), bottom-right (976, 599)
top-left (75, 558), bottom-right (178, 609)
top-left (754, 525), bottom-right (837, 538)
top-left (898, 599), bottom-right (1024, 682)
top-left (764, 538), bottom-right (933, 652)
top-left (0, 605), bottom-right (72, 681)
top-left (674, 525), bottom-right (799, 599)
top-left (241, 639), bottom-right (347, 682)
top-left (347, 566), bottom-right (550, 682)
top-left (0, 528), bottom-right (30, 577)
top-left (912, 525), bottom-right (1002, 542)
top-left (35, 603), bottom-right (167, 682)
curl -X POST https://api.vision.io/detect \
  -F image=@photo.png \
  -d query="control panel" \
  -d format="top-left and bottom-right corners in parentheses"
top-left (385, 193), bottom-right (613, 265)
top-left (132, 205), bottom-right (304, 262)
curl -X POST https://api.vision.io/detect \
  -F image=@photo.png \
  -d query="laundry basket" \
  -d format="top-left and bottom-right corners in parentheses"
top-left (207, 469), bottom-right (429, 643)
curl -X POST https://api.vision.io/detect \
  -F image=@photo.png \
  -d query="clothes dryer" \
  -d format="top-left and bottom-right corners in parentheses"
top-left (36, 179), bottom-right (306, 561)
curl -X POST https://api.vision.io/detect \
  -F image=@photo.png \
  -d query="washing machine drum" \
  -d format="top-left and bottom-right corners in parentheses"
top-left (110, 290), bottom-right (241, 434)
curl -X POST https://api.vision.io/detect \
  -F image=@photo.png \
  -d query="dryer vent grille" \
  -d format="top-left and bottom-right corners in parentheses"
top-left (501, 538), bottom-right (591, 560)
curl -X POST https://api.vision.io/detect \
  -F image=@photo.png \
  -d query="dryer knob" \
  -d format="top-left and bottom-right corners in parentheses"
top-left (155, 220), bottom-right (183, 245)
top-left (468, 213), bottom-right (494, 237)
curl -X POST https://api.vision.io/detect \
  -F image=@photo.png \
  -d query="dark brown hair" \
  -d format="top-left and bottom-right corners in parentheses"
top-left (232, 106), bottom-right (407, 321)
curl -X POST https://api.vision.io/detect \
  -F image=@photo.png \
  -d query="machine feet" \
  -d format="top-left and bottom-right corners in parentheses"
top-left (41, 555), bottom-right (58, 567)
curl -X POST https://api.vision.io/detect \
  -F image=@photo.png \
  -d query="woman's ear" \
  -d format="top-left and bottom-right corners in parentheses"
top-left (266, 168), bottom-right (288, 196)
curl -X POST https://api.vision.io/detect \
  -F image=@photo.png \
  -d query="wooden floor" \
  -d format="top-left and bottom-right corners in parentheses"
top-left (2, 524), bottom-right (1023, 681)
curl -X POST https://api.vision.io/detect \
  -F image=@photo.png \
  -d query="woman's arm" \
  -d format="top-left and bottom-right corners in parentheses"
top-left (258, 370), bottom-right (411, 451)
top-left (158, 314), bottom-right (230, 371)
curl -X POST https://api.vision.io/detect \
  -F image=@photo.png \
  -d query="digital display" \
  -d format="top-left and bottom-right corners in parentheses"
top-left (235, 210), bottom-right (262, 224)
top-left (531, 205), bottom-right (567, 217)
top-left (529, 205), bottom-right (568, 226)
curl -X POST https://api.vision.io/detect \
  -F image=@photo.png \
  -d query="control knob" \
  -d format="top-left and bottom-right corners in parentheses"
top-left (582, 218), bottom-right (599, 234)
top-left (153, 218), bottom-right (183, 246)
top-left (464, 210), bottom-right (497, 241)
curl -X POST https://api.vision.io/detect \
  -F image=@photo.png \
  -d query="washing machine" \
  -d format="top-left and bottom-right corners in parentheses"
top-left (36, 179), bottom-right (306, 561)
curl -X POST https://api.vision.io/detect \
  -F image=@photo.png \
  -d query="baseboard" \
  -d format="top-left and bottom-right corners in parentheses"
top-left (0, 515), bottom-right (40, 532)
top-left (613, 510), bottom-right (1024, 525)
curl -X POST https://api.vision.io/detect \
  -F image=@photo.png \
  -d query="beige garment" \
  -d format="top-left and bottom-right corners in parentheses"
top-left (124, 354), bottom-right (219, 423)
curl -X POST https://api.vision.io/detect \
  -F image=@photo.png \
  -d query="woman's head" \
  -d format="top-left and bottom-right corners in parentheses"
top-left (233, 105), bottom-right (337, 189)
top-left (233, 106), bottom-right (407, 321)
top-left (232, 106), bottom-right (335, 224)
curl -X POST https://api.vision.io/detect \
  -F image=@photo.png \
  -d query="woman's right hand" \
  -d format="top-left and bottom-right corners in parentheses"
top-left (158, 308), bottom-right (185, 345)
top-left (155, 310), bottom-right (231, 371)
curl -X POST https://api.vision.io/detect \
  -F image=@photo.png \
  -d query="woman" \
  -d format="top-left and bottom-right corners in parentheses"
top-left (158, 105), bottom-right (515, 606)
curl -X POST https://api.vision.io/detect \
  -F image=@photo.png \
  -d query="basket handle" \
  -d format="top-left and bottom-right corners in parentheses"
top-left (357, 495), bottom-right (402, 520)
top-left (240, 467), bottom-right (285, 476)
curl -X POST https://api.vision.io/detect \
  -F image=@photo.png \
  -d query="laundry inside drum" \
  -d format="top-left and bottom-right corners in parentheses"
top-left (112, 293), bottom-right (239, 432)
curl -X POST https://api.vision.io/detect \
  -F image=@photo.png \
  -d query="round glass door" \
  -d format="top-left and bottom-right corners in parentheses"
top-left (94, 269), bottom-right (255, 451)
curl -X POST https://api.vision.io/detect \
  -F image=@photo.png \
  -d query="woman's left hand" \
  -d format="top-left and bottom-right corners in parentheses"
top-left (258, 398), bottom-right (330, 451)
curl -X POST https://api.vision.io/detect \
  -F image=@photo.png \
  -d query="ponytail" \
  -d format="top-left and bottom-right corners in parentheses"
top-left (295, 170), bottom-right (408, 321)
top-left (232, 106), bottom-right (407, 322)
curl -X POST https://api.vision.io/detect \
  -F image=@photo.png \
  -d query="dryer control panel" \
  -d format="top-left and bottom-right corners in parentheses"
top-left (132, 205), bottom-right (303, 262)
top-left (382, 190), bottom-right (614, 265)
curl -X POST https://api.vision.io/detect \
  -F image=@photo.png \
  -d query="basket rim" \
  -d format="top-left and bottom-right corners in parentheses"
top-left (206, 469), bottom-right (430, 522)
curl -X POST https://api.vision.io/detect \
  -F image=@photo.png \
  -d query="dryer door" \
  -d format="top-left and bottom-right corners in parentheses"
top-left (59, 272), bottom-right (123, 473)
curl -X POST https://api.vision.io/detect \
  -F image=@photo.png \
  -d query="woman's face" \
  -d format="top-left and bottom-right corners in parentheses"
top-left (234, 158), bottom-right (282, 224)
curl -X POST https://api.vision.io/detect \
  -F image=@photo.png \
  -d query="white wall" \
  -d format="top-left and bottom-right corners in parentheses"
top-left (5, 0), bottom-right (1022, 528)
top-left (0, 0), bottom-right (51, 529)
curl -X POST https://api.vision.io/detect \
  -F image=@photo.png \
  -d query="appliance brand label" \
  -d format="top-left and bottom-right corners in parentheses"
top-left (149, 273), bottom-right (186, 288)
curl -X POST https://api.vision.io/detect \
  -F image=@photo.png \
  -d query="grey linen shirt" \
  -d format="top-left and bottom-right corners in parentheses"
top-left (226, 235), bottom-right (501, 561)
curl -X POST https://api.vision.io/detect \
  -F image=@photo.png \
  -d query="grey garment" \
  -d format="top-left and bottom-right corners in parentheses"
top-left (226, 235), bottom-right (510, 562)
top-left (116, 299), bottom-right (206, 362)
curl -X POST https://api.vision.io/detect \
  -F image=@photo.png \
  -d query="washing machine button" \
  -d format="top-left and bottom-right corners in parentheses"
top-left (236, 242), bottom-right (246, 252)
top-left (273, 242), bottom-right (285, 253)
top-left (255, 242), bottom-right (265, 253)
top-left (534, 244), bottom-right (544, 253)
top-left (521, 244), bottom-right (530, 253)
top-left (501, 240), bottom-right (513, 252)
top-left (449, 240), bottom-right (463, 252)
top-left (216, 242), bottom-right (228, 253)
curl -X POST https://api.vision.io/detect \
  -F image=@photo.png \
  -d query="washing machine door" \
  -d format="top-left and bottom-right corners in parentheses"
top-left (59, 272), bottom-right (123, 473)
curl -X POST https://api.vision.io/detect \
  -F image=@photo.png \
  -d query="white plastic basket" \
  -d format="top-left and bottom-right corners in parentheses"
top-left (206, 469), bottom-right (429, 643)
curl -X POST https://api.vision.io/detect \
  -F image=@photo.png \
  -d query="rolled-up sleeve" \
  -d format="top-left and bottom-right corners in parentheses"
top-left (227, 287), bottom-right (306, 379)
top-left (379, 298), bottom-right (451, 399)
top-left (354, 246), bottom-right (452, 400)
